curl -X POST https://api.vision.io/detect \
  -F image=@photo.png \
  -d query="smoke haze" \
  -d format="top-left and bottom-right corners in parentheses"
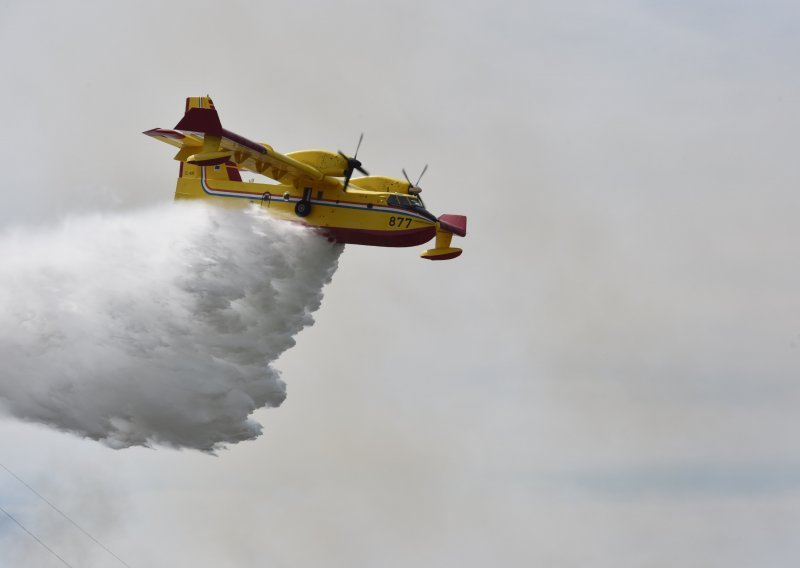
top-left (0, 202), bottom-right (342, 451)
top-left (4, 1), bottom-right (800, 566)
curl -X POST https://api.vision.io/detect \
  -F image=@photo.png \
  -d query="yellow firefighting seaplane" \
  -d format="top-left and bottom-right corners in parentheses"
top-left (144, 96), bottom-right (467, 260)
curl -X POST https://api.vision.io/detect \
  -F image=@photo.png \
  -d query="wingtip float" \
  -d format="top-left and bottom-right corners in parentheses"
top-left (144, 96), bottom-right (467, 260)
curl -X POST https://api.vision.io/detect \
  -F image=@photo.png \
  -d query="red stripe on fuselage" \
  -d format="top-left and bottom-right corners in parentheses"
top-left (322, 226), bottom-right (436, 247)
top-left (201, 175), bottom-right (435, 247)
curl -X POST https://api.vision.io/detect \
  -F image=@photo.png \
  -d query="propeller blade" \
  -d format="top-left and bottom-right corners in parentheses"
top-left (354, 132), bottom-right (364, 158)
top-left (415, 164), bottom-right (428, 187)
top-left (402, 168), bottom-right (412, 186)
top-left (340, 134), bottom-right (368, 190)
top-left (338, 151), bottom-right (348, 174)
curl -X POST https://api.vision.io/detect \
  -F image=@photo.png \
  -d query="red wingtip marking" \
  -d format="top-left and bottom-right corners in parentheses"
top-left (143, 128), bottom-right (185, 140)
top-left (438, 214), bottom-right (467, 237)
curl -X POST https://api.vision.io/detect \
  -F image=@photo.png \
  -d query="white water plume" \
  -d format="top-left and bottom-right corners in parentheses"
top-left (0, 202), bottom-right (343, 451)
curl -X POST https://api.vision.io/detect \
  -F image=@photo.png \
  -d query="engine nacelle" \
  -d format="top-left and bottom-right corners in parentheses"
top-left (285, 150), bottom-right (348, 177)
top-left (347, 176), bottom-right (410, 194)
top-left (186, 150), bottom-right (233, 166)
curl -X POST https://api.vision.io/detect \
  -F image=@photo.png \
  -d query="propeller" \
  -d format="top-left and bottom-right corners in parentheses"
top-left (402, 164), bottom-right (428, 195)
top-left (339, 133), bottom-right (369, 191)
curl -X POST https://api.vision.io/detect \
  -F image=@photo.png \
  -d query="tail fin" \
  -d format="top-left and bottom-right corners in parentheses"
top-left (176, 96), bottom-right (240, 193)
top-left (176, 97), bottom-right (242, 195)
top-left (176, 96), bottom-right (223, 138)
top-left (184, 95), bottom-right (217, 112)
top-left (145, 96), bottom-right (245, 200)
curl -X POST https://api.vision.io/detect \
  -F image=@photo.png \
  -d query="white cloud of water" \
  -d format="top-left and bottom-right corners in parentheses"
top-left (0, 202), bottom-right (342, 450)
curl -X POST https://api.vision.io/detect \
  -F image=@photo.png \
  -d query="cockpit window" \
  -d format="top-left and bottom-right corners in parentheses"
top-left (387, 193), bottom-right (435, 221)
top-left (388, 195), bottom-right (425, 210)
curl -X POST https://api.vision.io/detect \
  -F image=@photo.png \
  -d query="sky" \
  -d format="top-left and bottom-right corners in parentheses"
top-left (1, 0), bottom-right (800, 566)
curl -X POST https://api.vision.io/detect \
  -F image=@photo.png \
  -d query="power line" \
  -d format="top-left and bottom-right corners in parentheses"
top-left (0, 461), bottom-right (132, 568)
top-left (0, 502), bottom-right (74, 568)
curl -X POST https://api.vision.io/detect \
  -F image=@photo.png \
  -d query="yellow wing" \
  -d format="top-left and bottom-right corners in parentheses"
top-left (144, 96), bottom-right (348, 189)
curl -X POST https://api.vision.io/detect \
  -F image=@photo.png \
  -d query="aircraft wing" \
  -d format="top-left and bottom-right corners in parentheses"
top-left (144, 105), bottom-right (342, 188)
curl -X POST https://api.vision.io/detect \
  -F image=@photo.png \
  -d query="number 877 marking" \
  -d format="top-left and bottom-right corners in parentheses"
top-left (388, 216), bottom-right (412, 228)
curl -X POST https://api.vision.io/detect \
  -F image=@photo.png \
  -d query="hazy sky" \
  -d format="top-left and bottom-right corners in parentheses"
top-left (2, 0), bottom-right (800, 566)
